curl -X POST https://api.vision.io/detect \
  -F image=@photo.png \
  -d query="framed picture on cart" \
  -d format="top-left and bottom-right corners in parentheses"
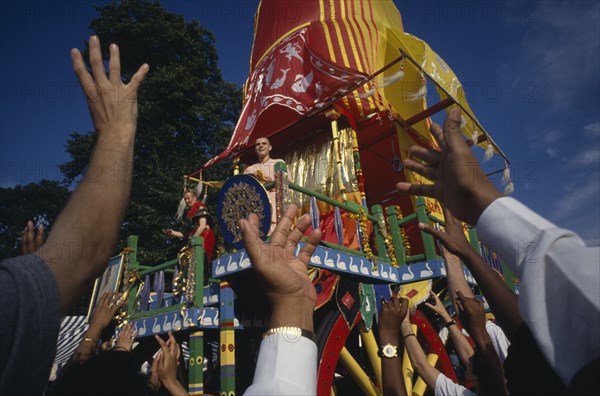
top-left (86, 254), bottom-right (125, 321)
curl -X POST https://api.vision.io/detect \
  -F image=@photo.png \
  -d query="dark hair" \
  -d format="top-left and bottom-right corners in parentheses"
top-left (47, 351), bottom-right (152, 396)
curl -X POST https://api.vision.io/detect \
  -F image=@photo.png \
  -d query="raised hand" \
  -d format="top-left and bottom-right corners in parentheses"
top-left (39, 36), bottom-right (149, 315)
top-left (71, 35), bottom-right (148, 135)
top-left (455, 290), bottom-right (486, 336)
top-left (89, 291), bottom-right (121, 331)
top-left (20, 220), bottom-right (45, 255)
top-left (114, 322), bottom-right (136, 352)
top-left (424, 291), bottom-right (453, 321)
top-left (419, 206), bottom-right (474, 259)
top-left (379, 296), bottom-right (409, 340)
top-left (154, 331), bottom-right (187, 396)
top-left (396, 108), bottom-right (502, 225)
top-left (239, 203), bottom-right (322, 331)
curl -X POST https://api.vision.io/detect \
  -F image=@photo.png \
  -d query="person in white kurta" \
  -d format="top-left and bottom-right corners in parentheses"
top-left (244, 137), bottom-right (290, 236)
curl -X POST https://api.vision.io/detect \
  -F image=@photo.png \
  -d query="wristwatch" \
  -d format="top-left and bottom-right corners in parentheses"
top-left (378, 343), bottom-right (399, 358)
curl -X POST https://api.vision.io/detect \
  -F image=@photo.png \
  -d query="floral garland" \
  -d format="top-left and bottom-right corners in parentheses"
top-left (348, 209), bottom-right (376, 270)
top-left (380, 214), bottom-right (398, 267)
top-left (173, 248), bottom-right (188, 301)
top-left (395, 206), bottom-right (411, 257)
top-left (185, 246), bottom-right (196, 307)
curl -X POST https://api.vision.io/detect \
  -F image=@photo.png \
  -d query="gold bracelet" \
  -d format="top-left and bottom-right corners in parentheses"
top-left (82, 337), bottom-right (97, 344)
top-left (263, 326), bottom-right (316, 343)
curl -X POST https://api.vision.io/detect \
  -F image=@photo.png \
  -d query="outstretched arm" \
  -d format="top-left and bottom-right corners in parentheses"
top-left (155, 331), bottom-right (188, 396)
top-left (164, 229), bottom-right (185, 239)
top-left (420, 207), bottom-right (522, 339)
top-left (396, 108), bottom-right (502, 226)
top-left (36, 36), bottom-right (148, 314)
top-left (456, 291), bottom-right (507, 396)
top-left (400, 311), bottom-right (441, 391)
top-left (56, 291), bottom-right (121, 383)
top-left (424, 291), bottom-right (474, 367)
top-left (378, 297), bottom-right (408, 396)
top-left (240, 203), bottom-right (321, 330)
top-left (241, 204), bottom-right (321, 395)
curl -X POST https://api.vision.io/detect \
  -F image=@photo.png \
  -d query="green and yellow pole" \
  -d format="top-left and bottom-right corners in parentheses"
top-left (415, 197), bottom-right (436, 261)
top-left (219, 281), bottom-right (236, 395)
top-left (188, 330), bottom-right (205, 395)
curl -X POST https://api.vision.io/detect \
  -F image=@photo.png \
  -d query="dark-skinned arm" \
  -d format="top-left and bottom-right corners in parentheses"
top-left (456, 291), bottom-right (507, 395)
top-left (378, 297), bottom-right (408, 396)
top-left (420, 207), bottom-right (522, 339)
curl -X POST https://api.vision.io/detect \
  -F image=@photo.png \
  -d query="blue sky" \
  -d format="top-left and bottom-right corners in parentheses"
top-left (1, 0), bottom-right (598, 245)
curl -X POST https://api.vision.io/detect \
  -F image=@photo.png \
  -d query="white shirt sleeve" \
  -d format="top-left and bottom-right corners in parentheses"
top-left (434, 373), bottom-right (476, 396)
top-left (485, 321), bottom-right (510, 364)
top-left (243, 332), bottom-right (317, 395)
top-left (476, 197), bottom-right (600, 384)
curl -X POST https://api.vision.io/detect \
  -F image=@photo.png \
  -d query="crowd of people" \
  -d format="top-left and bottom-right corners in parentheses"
top-left (0, 34), bottom-right (598, 396)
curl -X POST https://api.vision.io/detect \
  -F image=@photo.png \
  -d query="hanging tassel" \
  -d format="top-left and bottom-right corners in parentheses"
top-left (140, 275), bottom-right (151, 311)
top-left (176, 198), bottom-right (187, 221)
top-left (309, 196), bottom-right (320, 231)
top-left (153, 271), bottom-right (165, 309)
top-left (363, 66), bottom-right (404, 99)
top-left (197, 171), bottom-right (207, 203)
top-left (502, 166), bottom-right (511, 184)
top-left (504, 180), bottom-right (514, 195)
top-left (484, 142), bottom-right (494, 161)
top-left (334, 207), bottom-right (343, 246)
top-left (406, 84), bottom-right (427, 102)
top-left (356, 220), bottom-right (363, 250)
top-left (471, 129), bottom-right (479, 145)
top-left (382, 70), bottom-right (405, 87)
top-left (359, 88), bottom-right (375, 99)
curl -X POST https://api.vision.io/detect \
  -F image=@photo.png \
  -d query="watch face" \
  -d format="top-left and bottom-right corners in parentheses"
top-left (382, 343), bottom-right (398, 358)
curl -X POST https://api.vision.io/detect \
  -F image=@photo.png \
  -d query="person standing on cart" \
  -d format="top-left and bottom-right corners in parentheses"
top-left (164, 188), bottom-right (215, 263)
top-left (244, 137), bottom-right (291, 236)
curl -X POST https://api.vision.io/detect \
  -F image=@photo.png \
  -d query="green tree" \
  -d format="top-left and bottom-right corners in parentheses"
top-left (0, 180), bottom-right (69, 260)
top-left (61, 0), bottom-right (241, 264)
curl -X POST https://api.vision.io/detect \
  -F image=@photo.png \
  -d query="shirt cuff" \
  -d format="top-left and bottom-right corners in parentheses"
top-left (245, 332), bottom-right (317, 395)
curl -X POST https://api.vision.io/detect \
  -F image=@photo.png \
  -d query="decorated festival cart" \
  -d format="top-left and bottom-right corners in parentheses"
top-left (69, 1), bottom-right (519, 395)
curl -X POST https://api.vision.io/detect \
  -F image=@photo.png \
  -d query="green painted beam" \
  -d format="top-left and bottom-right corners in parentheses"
top-left (386, 206), bottom-right (406, 265)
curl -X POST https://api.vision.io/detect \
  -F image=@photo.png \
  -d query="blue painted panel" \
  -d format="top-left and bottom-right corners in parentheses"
top-left (131, 307), bottom-right (243, 337)
top-left (211, 244), bottom-right (479, 287)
